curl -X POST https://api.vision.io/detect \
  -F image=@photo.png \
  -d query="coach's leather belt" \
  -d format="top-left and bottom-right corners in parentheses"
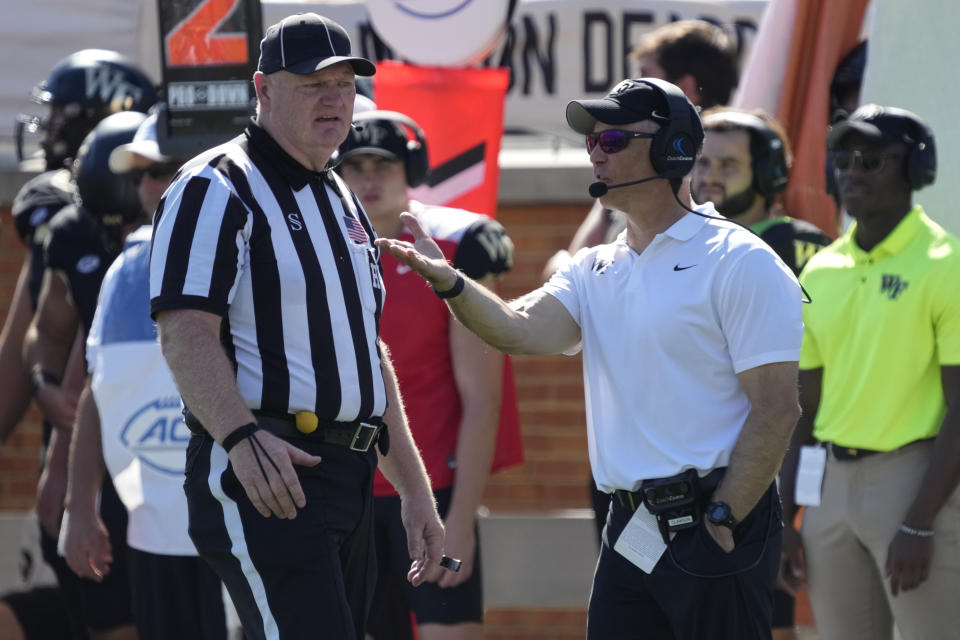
top-left (184, 410), bottom-right (386, 454)
top-left (614, 467), bottom-right (726, 512)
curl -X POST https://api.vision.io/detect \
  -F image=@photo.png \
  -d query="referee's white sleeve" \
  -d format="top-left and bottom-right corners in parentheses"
top-left (150, 167), bottom-right (251, 319)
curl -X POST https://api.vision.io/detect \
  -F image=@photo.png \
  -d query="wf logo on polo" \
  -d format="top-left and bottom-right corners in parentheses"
top-left (880, 274), bottom-right (908, 300)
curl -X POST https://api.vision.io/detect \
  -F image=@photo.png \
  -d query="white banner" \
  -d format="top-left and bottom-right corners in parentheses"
top-left (1, 0), bottom-right (767, 163)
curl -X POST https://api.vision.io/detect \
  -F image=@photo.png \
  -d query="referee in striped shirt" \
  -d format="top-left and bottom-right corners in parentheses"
top-left (148, 13), bottom-right (444, 640)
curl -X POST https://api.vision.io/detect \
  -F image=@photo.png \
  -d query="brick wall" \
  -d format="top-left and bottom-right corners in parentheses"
top-left (0, 205), bottom-right (44, 511)
top-left (484, 203), bottom-right (593, 512)
top-left (0, 199), bottom-right (596, 638)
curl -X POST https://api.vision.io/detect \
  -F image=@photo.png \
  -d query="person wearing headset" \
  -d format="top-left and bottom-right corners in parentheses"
top-left (780, 105), bottom-right (960, 639)
top-left (376, 78), bottom-right (803, 640)
top-left (693, 108), bottom-right (832, 275)
top-left (692, 107), bottom-right (832, 640)
top-left (336, 110), bottom-right (522, 640)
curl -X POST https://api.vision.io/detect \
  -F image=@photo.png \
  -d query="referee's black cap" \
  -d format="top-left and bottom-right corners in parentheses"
top-left (258, 13), bottom-right (375, 77)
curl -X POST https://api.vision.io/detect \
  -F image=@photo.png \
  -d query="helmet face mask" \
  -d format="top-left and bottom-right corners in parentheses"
top-left (16, 49), bottom-right (157, 170)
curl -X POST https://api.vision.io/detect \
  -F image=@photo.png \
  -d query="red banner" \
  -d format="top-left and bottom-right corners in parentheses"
top-left (372, 62), bottom-right (510, 218)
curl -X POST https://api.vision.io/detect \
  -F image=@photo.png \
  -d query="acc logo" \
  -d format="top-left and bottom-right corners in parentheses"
top-left (368, 0), bottom-right (511, 66)
top-left (76, 254), bottom-right (101, 274)
top-left (119, 396), bottom-right (190, 475)
top-left (394, 1), bottom-right (475, 19)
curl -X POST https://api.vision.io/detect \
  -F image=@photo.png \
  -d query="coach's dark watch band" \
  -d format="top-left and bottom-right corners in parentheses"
top-left (433, 274), bottom-right (465, 299)
top-left (705, 501), bottom-right (739, 530)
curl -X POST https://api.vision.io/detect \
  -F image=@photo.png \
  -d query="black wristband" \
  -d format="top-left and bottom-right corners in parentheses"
top-left (30, 367), bottom-right (61, 392)
top-left (222, 422), bottom-right (259, 453)
top-left (433, 274), bottom-right (465, 299)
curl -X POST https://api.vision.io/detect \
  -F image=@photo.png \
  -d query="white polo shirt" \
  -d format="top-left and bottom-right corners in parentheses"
top-left (543, 206), bottom-right (802, 493)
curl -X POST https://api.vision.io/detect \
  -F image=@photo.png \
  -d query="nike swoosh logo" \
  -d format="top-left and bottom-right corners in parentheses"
top-left (396, 264), bottom-right (412, 274)
top-left (673, 264), bottom-right (696, 271)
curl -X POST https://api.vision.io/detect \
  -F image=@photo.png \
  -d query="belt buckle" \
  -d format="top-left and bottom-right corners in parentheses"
top-left (350, 422), bottom-right (378, 452)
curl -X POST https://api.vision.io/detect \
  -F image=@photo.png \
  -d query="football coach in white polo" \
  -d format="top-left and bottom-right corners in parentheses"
top-left (376, 78), bottom-right (803, 639)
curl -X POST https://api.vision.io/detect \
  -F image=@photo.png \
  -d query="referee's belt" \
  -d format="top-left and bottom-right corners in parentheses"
top-left (184, 410), bottom-right (387, 454)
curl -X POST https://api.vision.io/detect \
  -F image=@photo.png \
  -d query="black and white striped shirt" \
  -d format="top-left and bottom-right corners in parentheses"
top-left (149, 123), bottom-right (387, 421)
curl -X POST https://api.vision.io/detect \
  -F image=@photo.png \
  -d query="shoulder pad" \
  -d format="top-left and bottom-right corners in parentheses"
top-left (453, 218), bottom-right (514, 279)
top-left (11, 170), bottom-right (75, 245)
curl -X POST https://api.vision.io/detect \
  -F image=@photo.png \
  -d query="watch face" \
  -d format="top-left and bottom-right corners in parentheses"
top-left (708, 503), bottom-right (730, 522)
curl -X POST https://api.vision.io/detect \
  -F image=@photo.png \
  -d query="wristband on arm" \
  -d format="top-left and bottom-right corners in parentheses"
top-left (222, 422), bottom-right (260, 453)
top-left (433, 274), bottom-right (465, 299)
top-left (899, 522), bottom-right (934, 538)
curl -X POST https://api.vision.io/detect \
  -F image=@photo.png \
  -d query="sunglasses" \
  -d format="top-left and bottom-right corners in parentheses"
top-left (832, 150), bottom-right (903, 173)
top-left (132, 162), bottom-right (180, 181)
top-left (586, 130), bottom-right (656, 154)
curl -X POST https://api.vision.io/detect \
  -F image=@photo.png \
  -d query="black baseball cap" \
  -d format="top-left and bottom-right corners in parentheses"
top-left (258, 13), bottom-right (375, 77)
top-left (827, 104), bottom-right (928, 148)
top-left (339, 118), bottom-right (409, 163)
top-left (566, 79), bottom-right (669, 134)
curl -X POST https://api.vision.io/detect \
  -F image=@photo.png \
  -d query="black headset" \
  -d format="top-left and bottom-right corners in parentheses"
top-left (349, 110), bottom-right (430, 187)
top-left (703, 111), bottom-right (789, 199)
top-left (635, 78), bottom-right (704, 181)
top-left (902, 114), bottom-right (936, 190)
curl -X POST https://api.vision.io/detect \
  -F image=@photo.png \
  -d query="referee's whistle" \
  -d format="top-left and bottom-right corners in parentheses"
top-left (440, 555), bottom-right (462, 572)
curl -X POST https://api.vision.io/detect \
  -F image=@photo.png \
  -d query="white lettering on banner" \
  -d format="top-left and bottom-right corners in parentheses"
top-left (168, 81), bottom-right (250, 110)
top-left (347, 0), bottom-right (766, 137)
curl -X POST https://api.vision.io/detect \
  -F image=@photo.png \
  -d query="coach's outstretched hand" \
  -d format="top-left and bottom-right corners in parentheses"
top-left (375, 213), bottom-right (459, 291)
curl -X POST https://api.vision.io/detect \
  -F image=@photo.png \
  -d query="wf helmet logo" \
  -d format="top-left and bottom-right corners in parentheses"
top-left (880, 274), bottom-right (909, 300)
top-left (85, 67), bottom-right (145, 112)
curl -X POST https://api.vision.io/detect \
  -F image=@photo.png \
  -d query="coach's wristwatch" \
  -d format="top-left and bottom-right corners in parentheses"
top-left (705, 502), bottom-right (739, 530)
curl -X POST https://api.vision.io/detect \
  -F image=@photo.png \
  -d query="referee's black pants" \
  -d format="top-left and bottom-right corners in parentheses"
top-left (588, 482), bottom-right (781, 640)
top-left (184, 433), bottom-right (378, 640)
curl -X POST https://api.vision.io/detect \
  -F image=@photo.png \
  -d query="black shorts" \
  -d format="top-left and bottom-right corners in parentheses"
top-left (1, 586), bottom-right (77, 640)
top-left (771, 587), bottom-right (795, 628)
top-left (367, 486), bottom-right (482, 636)
top-left (129, 548), bottom-right (228, 640)
top-left (40, 473), bottom-right (133, 633)
top-left (185, 433), bottom-right (378, 640)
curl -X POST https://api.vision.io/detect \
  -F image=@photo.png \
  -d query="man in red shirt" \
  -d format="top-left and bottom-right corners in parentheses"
top-left (337, 109), bottom-right (522, 640)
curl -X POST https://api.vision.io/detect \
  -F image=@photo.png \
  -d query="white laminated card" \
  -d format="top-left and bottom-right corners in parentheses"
top-left (613, 505), bottom-right (670, 573)
top-left (795, 445), bottom-right (827, 507)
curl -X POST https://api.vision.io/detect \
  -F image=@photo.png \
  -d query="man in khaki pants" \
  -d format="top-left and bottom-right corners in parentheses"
top-left (781, 105), bottom-right (960, 639)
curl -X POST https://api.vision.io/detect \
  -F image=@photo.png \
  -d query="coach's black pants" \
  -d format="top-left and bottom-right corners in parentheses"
top-left (588, 482), bottom-right (781, 640)
top-left (184, 434), bottom-right (378, 640)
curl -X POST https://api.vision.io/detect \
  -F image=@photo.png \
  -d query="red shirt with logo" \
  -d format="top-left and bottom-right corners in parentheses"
top-left (374, 200), bottom-right (523, 495)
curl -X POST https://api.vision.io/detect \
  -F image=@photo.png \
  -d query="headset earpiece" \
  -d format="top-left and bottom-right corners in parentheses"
top-left (635, 78), bottom-right (703, 181)
top-left (905, 120), bottom-right (936, 190)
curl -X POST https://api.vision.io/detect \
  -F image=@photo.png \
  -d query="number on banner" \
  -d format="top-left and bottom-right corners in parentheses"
top-left (165, 0), bottom-right (248, 67)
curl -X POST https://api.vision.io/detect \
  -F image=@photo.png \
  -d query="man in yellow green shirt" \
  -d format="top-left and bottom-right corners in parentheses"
top-left (781, 105), bottom-right (960, 639)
